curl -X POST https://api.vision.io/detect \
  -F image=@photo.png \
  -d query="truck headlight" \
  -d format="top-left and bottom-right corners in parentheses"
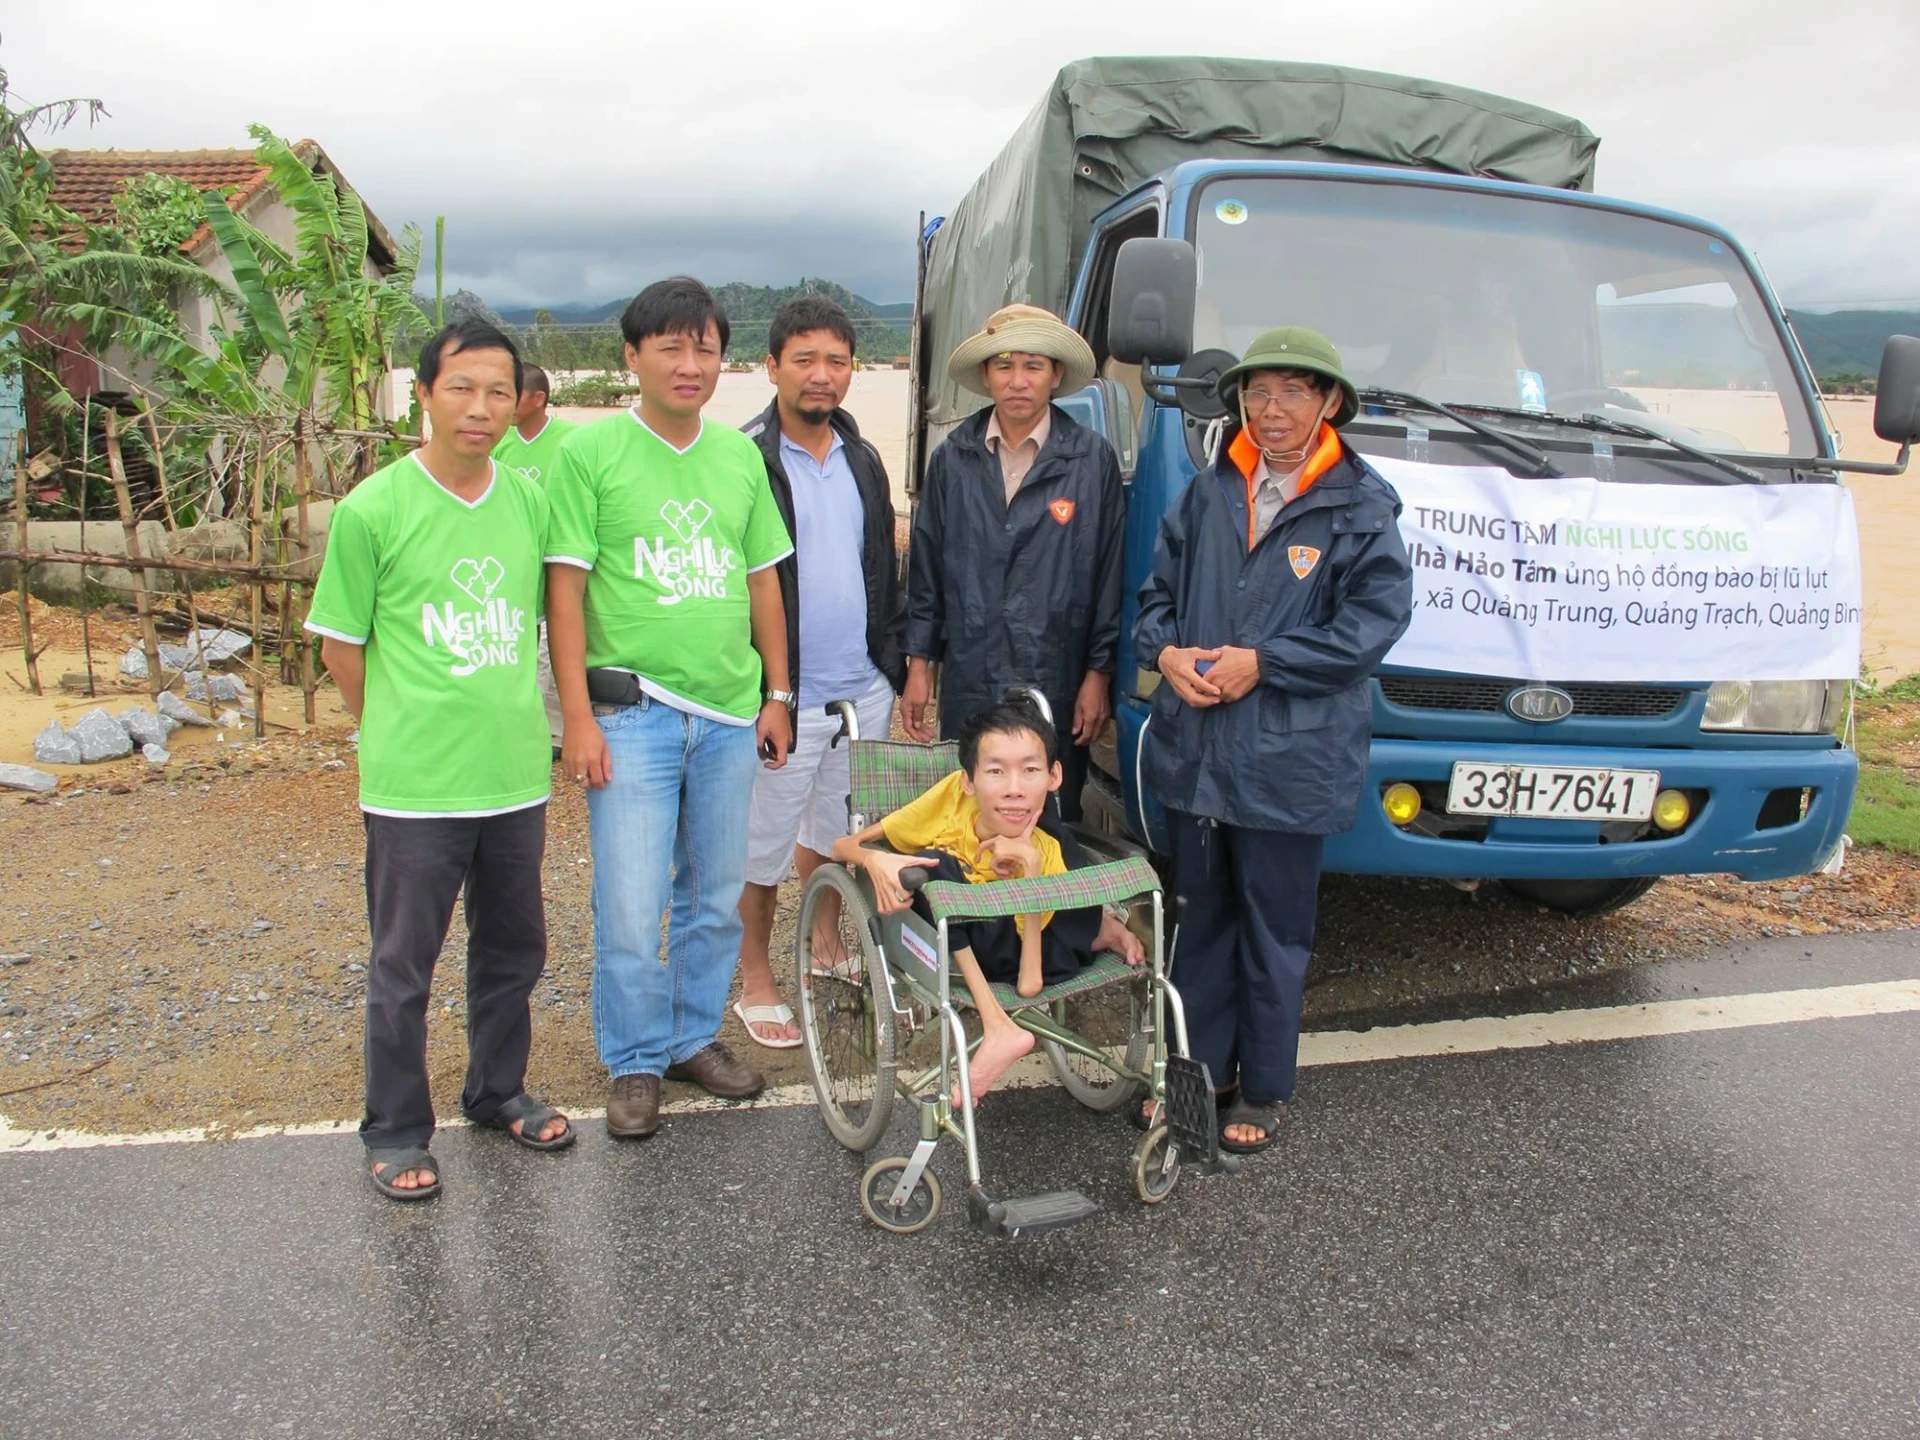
top-left (1701, 680), bottom-right (1848, 734)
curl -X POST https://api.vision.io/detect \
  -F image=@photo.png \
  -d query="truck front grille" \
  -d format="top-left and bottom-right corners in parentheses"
top-left (1378, 676), bottom-right (1689, 719)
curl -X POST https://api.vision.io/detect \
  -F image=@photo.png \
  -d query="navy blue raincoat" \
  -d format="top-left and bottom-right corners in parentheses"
top-left (907, 405), bottom-right (1126, 734)
top-left (1134, 433), bottom-right (1413, 834)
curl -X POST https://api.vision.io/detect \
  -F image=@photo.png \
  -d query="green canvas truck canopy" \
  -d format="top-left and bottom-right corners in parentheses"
top-left (920, 57), bottom-right (1600, 427)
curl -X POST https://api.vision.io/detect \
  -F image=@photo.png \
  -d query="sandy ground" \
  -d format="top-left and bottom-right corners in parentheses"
top-left (0, 601), bottom-right (330, 776)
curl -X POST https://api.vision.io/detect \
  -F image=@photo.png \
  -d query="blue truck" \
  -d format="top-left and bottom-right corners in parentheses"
top-left (908, 58), bottom-right (1919, 915)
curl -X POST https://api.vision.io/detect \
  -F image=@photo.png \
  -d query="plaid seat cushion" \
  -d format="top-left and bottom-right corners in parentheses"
top-left (920, 855), bottom-right (1161, 922)
top-left (985, 951), bottom-right (1140, 1011)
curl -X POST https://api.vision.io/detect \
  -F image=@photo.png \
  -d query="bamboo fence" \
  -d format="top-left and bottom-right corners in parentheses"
top-left (7, 399), bottom-right (403, 736)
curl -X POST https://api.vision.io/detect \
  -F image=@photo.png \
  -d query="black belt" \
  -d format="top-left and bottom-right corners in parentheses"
top-left (585, 667), bottom-right (644, 707)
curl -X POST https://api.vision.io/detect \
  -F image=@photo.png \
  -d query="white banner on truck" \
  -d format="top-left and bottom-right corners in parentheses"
top-left (1371, 456), bottom-right (1862, 683)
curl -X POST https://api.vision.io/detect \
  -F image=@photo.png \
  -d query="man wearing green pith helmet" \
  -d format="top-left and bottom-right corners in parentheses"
top-left (1135, 327), bottom-right (1413, 1155)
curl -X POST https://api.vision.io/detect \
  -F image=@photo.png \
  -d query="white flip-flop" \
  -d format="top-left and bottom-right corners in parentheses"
top-left (806, 955), bottom-right (865, 983)
top-left (733, 999), bottom-right (801, 1049)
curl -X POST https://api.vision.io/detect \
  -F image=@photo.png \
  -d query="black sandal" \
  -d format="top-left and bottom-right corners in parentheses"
top-left (368, 1146), bottom-right (441, 1201)
top-left (1134, 1085), bottom-right (1237, 1132)
top-left (471, 1093), bottom-right (576, 1152)
top-left (1218, 1096), bottom-right (1282, 1155)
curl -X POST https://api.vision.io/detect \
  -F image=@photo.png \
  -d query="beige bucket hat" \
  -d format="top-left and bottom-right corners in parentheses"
top-left (946, 303), bottom-right (1097, 399)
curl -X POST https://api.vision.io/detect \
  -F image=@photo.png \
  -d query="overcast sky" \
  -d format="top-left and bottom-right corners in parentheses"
top-left (10, 0), bottom-right (1917, 310)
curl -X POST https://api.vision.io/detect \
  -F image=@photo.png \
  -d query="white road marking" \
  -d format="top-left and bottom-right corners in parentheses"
top-left (3, 978), bottom-right (1917, 1155)
top-left (1297, 978), bottom-right (1920, 1066)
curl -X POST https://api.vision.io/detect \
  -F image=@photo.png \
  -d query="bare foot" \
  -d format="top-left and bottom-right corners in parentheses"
top-left (954, 1025), bottom-right (1035, 1108)
top-left (809, 922), bottom-right (848, 964)
top-left (1016, 963), bottom-right (1043, 999)
top-left (806, 923), bottom-right (857, 979)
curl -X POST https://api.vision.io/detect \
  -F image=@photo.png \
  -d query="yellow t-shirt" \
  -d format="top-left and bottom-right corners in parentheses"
top-left (881, 772), bottom-right (1066, 933)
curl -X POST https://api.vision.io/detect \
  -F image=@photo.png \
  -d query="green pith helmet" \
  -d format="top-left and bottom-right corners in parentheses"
top-left (1216, 326), bottom-right (1359, 427)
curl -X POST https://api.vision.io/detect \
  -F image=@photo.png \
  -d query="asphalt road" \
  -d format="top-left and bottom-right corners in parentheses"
top-left (3, 932), bottom-right (1917, 1440)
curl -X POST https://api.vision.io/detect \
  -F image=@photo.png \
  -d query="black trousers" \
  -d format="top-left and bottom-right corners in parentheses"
top-left (1166, 809), bottom-right (1324, 1104)
top-left (361, 804), bottom-right (548, 1150)
top-left (908, 841), bottom-right (1102, 987)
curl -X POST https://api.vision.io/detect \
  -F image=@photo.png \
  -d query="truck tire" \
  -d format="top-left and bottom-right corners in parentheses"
top-left (1499, 876), bottom-right (1658, 917)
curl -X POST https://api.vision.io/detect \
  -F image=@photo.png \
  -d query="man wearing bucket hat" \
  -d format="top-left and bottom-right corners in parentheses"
top-left (903, 304), bottom-right (1126, 821)
top-left (1134, 326), bottom-right (1412, 1153)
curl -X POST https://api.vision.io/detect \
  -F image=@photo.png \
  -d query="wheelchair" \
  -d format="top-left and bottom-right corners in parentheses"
top-left (792, 694), bottom-right (1228, 1237)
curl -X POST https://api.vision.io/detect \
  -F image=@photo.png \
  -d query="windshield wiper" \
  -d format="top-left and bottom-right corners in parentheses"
top-left (1357, 388), bottom-right (1561, 478)
top-left (1446, 403), bottom-right (1765, 484)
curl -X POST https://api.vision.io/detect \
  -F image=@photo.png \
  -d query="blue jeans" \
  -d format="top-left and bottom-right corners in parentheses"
top-left (587, 696), bottom-right (760, 1078)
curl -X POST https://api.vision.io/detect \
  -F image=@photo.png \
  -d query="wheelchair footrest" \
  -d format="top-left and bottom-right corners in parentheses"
top-left (1164, 1054), bottom-right (1232, 1176)
top-left (967, 1185), bottom-right (1100, 1239)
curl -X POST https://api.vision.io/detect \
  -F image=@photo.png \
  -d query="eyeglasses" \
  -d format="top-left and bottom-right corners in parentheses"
top-left (1242, 384), bottom-right (1323, 413)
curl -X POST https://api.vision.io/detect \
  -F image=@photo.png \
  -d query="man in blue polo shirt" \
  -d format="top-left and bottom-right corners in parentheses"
top-left (734, 297), bottom-right (904, 1047)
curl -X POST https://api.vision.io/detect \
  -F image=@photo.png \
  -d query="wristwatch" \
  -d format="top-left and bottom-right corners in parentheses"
top-left (764, 688), bottom-right (796, 706)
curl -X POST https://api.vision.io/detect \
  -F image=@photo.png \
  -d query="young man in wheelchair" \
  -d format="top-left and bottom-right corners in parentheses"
top-left (831, 696), bottom-right (1142, 1103)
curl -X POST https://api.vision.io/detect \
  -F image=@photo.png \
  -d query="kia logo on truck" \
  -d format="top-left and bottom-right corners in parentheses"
top-left (1507, 685), bottom-right (1575, 723)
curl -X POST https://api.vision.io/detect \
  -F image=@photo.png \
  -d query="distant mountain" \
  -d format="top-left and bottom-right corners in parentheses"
top-left (499, 281), bottom-right (912, 334)
top-left (854, 295), bottom-right (915, 320)
top-left (415, 288), bottom-right (505, 326)
top-left (496, 298), bottom-right (625, 325)
top-left (1786, 309), bottom-right (1920, 379)
top-left (499, 278), bottom-right (913, 362)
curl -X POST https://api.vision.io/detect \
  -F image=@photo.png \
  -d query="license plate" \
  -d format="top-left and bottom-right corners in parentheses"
top-left (1446, 762), bottom-right (1659, 821)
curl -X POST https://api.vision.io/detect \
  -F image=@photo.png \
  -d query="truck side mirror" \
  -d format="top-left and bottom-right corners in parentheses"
top-left (1107, 238), bottom-right (1196, 366)
top-left (1873, 334), bottom-right (1920, 444)
top-left (1167, 349), bottom-right (1238, 421)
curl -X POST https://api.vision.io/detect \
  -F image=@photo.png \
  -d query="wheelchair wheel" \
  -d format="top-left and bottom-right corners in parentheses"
top-left (1133, 1124), bottom-right (1181, 1205)
top-left (796, 865), bottom-right (895, 1152)
top-left (859, 1157), bottom-right (943, 1234)
top-left (1041, 975), bottom-right (1148, 1114)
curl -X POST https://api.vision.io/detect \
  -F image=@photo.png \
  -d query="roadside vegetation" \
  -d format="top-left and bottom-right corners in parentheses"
top-left (1849, 674), bottom-right (1920, 854)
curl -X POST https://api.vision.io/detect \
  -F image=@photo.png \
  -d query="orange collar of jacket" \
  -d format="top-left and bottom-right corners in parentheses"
top-left (1228, 422), bottom-right (1343, 548)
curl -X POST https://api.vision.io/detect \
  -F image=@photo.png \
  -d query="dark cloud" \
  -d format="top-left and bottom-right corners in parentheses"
top-left (9, 0), bottom-right (1916, 309)
top-left (425, 210), bottom-right (918, 310)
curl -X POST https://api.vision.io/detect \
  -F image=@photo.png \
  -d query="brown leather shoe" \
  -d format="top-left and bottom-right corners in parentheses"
top-left (663, 1041), bottom-right (765, 1100)
top-left (606, 1073), bottom-right (661, 1139)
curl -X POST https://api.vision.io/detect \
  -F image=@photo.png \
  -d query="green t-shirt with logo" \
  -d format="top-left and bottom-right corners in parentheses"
top-left (492, 415), bottom-right (578, 490)
top-left (544, 411), bottom-right (793, 723)
top-left (306, 453), bottom-right (552, 816)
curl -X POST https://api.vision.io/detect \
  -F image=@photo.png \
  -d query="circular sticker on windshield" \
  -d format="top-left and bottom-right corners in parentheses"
top-left (1214, 198), bottom-right (1249, 225)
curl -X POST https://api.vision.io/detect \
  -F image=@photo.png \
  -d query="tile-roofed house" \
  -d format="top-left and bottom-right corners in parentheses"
top-left (39, 140), bottom-right (401, 398)
top-left (45, 140), bottom-right (398, 268)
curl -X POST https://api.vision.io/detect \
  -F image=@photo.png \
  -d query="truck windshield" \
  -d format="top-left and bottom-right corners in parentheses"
top-left (1193, 177), bottom-right (1818, 457)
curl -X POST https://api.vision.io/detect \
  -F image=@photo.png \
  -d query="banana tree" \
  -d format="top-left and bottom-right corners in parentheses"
top-left (0, 66), bottom-right (217, 411)
top-left (197, 125), bottom-right (427, 445)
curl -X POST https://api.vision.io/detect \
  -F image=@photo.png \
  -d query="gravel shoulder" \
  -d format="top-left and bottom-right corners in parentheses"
top-left (3, 727), bottom-right (1915, 1139)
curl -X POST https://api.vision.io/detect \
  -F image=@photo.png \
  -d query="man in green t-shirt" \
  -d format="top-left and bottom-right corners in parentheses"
top-left (491, 365), bottom-right (576, 489)
top-left (493, 365), bottom-right (577, 745)
top-left (545, 276), bottom-right (794, 1140)
top-left (308, 319), bottom-right (574, 1202)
